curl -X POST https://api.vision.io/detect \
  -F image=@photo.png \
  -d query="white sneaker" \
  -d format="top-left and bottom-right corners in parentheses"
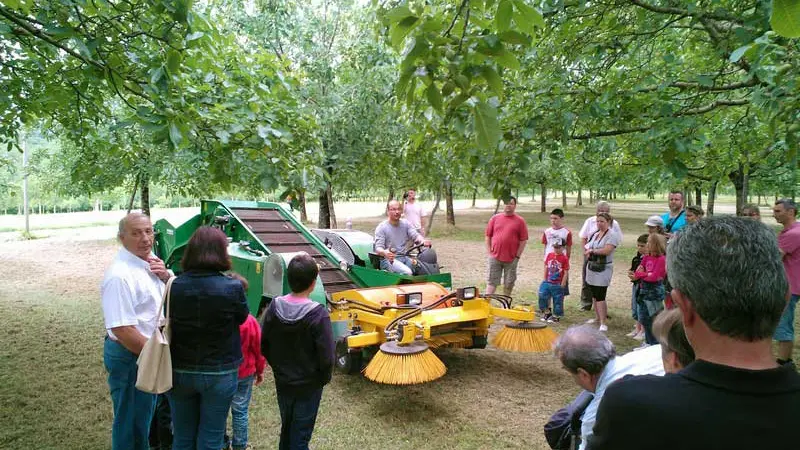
top-left (625, 328), bottom-right (638, 338)
top-left (633, 331), bottom-right (645, 341)
top-left (585, 318), bottom-right (597, 324)
top-left (599, 324), bottom-right (608, 332)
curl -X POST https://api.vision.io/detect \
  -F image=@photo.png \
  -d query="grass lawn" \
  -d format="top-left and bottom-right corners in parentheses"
top-left (0, 199), bottom-right (796, 449)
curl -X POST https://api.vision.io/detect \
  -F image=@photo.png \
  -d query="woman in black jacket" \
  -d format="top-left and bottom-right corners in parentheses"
top-left (168, 226), bottom-right (249, 450)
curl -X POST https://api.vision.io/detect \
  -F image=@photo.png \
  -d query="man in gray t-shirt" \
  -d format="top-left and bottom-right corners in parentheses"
top-left (375, 200), bottom-right (431, 274)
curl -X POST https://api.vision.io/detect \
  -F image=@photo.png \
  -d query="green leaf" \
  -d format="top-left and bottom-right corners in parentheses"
top-left (150, 66), bottom-right (164, 85)
top-left (771, 0), bottom-right (800, 38)
top-left (454, 74), bottom-right (471, 91)
top-left (396, 68), bottom-right (415, 97)
top-left (426, 82), bottom-right (443, 112)
top-left (166, 50), bottom-right (182, 75)
top-left (729, 44), bottom-right (751, 63)
top-left (474, 101), bottom-right (500, 150)
top-left (696, 75), bottom-right (714, 87)
top-left (494, 47), bottom-right (521, 70)
top-left (512, 0), bottom-right (545, 33)
top-left (498, 30), bottom-right (532, 46)
top-left (386, 6), bottom-right (414, 24)
top-left (185, 31), bottom-right (204, 42)
top-left (169, 123), bottom-right (183, 147)
top-left (390, 16), bottom-right (420, 50)
top-left (70, 38), bottom-right (91, 58)
top-left (400, 39), bottom-right (429, 72)
top-left (482, 66), bottom-right (504, 98)
top-left (496, 0), bottom-right (513, 32)
top-left (406, 77), bottom-right (417, 107)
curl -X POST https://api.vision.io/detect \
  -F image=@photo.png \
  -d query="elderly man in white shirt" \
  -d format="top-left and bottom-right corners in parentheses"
top-left (101, 213), bottom-right (171, 450)
top-left (578, 202), bottom-right (623, 311)
top-left (554, 325), bottom-right (664, 450)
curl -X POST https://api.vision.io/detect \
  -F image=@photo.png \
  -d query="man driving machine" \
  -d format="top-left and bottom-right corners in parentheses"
top-left (374, 200), bottom-right (433, 275)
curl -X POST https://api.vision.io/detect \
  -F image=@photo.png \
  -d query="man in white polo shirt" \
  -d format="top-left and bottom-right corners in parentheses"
top-left (101, 213), bottom-right (171, 450)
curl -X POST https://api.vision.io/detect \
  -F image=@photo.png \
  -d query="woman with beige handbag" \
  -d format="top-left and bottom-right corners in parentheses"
top-left (166, 227), bottom-right (250, 450)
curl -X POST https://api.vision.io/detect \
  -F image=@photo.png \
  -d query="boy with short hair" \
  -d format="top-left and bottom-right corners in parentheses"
top-left (261, 254), bottom-right (335, 450)
top-left (542, 208), bottom-right (573, 260)
top-left (539, 238), bottom-right (570, 322)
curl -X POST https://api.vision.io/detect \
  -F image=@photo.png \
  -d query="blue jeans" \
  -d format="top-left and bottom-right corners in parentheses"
top-left (380, 255), bottom-right (413, 275)
top-left (637, 282), bottom-right (665, 345)
top-left (774, 294), bottom-right (800, 341)
top-left (631, 283), bottom-right (639, 321)
top-left (538, 282), bottom-right (565, 317)
top-left (103, 338), bottom-right (157, 450)
top-left (168, 370), bottom-right (238, 450)
top-left (276, 387), bottom-right (323, 450)
top-left (226, 375), bottom-right (255, 450)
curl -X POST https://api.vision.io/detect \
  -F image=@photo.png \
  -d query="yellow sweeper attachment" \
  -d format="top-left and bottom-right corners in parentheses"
top-left (329, 283), bottom-right (558, 385)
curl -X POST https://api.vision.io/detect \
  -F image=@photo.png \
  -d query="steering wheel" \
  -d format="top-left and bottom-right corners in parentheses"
top-left (400, 243), bottom-right (426, 257)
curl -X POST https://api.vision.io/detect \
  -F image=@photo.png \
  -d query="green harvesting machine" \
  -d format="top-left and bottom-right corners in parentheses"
top-left (152, 199), bottom-right (452, 316)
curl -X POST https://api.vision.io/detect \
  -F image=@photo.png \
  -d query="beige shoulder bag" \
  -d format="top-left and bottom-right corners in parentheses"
top-left (136, 276), bottom-right (175, 394)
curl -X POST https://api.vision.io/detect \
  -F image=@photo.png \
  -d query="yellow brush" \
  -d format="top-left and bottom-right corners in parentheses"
top-left (492, 321), bottom-right (558, 352)
top-left (363, 341), bottom-right (446, 385)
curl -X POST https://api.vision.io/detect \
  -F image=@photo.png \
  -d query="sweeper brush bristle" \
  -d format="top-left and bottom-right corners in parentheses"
top-left (492, 322), bottom-right (558, 353)
top-left (363, 341), bottom-right (446, 385)
top-left (428, 332), bottom-right (473, 349)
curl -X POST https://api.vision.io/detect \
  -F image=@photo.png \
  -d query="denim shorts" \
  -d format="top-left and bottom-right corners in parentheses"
top-left (774, 294), bottom-right (799, 342)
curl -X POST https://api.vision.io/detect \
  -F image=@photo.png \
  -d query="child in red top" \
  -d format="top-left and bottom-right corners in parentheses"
top-left (538, 238), bottom-right (570, 322)
top-left (633, 234), bottom-right (667, 346)
top-left (225, 275), bottom-right (266, 450)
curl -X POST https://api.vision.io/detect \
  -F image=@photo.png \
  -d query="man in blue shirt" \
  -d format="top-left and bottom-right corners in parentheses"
top-left (660, 191), bottom-right (686, 237)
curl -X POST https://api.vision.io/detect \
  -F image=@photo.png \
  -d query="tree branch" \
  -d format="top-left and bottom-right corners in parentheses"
top-left (628, 0), bottom-right (743, 24)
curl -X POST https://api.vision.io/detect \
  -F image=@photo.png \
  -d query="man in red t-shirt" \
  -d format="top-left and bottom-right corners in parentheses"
top-left (485, 196), bottom-right (529, 295)
top-left (773, 198), bottom-right (800, 365)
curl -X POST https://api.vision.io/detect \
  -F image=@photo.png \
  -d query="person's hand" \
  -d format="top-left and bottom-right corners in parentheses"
top-left (255, 373), bottom-right (264, 386)
top-left (635, 265), bottom-right (645, 273)
top-left (584, 249), bottom-right (592, 257)
top-left (148, 257), bottom-right (171, 283)
top-left (384, 250), bottom-right (396, 263)
top-left (423, 239), bottom-right (432, 248)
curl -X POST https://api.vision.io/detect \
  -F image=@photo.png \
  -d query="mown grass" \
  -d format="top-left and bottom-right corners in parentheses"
top-left (1, 199), bottom-right (797, 449)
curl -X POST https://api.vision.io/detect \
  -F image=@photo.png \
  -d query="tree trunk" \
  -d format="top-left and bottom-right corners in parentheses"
top-left (576, 187), bottom-right (583, 207)
top-left (728, 164), bottom-right (748, 216)
top-left (540, 182), bottom-right (547, 213)
top-left (327, 184), bottom-right (337, 228)
top-left (386, 187), bottom-right (395, 211)
top-left (318, 188), bottom-right (331, 228)
top-left (494, 198), bottom-right (501, 215)
top-left (127, 173), bottom-right (140, 214)
top-left (589, 189), bottom-right (594, 204)
top-left (424, 186), bottom-right (442, 236)
top-left (471, 188), bottom-right (477, 208)
top-left (445, 179), bottom-right (455, 226)
top-left (695, 187), bottom-right (702, 207)
top-left (531, 187), bottom-right (536, 202)
top-left (299, 190), bottom-right (308, 223)
top-left (562, 188), bottom-right (567, 209)
top-left (707, 181), bottom-right (718, 216)
top-left (140, 174), bottom-right (150, 217)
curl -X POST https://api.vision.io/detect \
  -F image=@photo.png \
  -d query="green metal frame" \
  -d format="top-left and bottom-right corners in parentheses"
top-left (153, 199), bottom-right (452, 316)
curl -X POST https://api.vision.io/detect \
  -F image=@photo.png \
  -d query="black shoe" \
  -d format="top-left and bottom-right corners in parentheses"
top-left (580, 305), bottom-right (592, 311)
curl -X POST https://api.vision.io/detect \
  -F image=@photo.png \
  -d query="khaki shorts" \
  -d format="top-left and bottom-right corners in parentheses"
top-left (487, 257), bottom-right (519, 290)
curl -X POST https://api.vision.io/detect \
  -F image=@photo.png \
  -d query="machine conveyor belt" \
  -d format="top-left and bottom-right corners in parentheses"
top-left (230, 207), bottom-right (360, 295)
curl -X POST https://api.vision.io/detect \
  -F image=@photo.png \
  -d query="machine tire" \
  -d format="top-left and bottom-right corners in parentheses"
top-left (335, 337), bottom-right (363, 375)
top-left (468, 334), bottom-right (488, 349)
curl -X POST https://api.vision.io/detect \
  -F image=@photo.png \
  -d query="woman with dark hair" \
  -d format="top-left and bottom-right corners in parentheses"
top-left (583, 212), bottom-right (621, 332)
top-left (168, 226), bottom-right (249, 450)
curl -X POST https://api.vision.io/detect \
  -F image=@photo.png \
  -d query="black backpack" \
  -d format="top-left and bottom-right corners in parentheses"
top-left (544, 390), bottom-right (594, 450)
